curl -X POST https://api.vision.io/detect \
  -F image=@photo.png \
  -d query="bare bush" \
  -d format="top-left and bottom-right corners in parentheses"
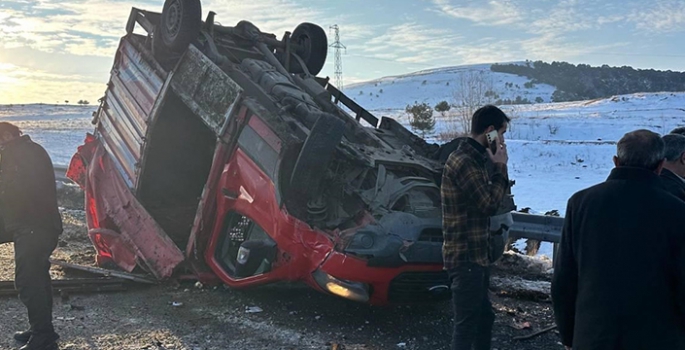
top-left (451, 70), bottom-right (496, 134)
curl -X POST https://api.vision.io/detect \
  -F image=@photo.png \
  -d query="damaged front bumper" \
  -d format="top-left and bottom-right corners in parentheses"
top-left (343, 212), bottom-right (444, 267)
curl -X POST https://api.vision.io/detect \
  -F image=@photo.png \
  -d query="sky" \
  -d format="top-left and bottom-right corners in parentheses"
top-left (0, 0), bottom-right (685, 104)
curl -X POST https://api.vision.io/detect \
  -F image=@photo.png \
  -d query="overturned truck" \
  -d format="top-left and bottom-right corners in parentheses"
top-left (67, 0), bottom-right (561, 305)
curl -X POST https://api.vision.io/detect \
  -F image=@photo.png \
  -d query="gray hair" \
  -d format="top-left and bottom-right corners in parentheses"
top-left (616, 129), bottom-right (665, 170)
top-left (663, 133), bottom-right (685, 162)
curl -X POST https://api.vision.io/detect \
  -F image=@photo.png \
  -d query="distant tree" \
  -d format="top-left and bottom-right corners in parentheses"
top-left (406, 102), bottom-right (435, 138)
top-left (524, 81), bottom-right (535, 89)
top-left (77, 100), bottom-right (90, 105)
top-left (535, 97), bottom-right (544, 103)
top-left (491, 60), bottom-right (685, 102)
top-left (434, 100), bottom-right (451, 113)
top-left (379, 89), bottom-right (383, 93)
top-left (64, 100), bottom-right (69, 104)
top-left (452, 70), bottom-right (496, 134)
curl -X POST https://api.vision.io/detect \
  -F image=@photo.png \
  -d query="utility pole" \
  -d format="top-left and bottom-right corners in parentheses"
top-left (329, 24), bottom-right (346, 90)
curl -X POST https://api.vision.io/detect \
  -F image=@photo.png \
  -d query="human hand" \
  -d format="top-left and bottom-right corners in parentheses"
top-left (487, 137), bottom-right (508, 165)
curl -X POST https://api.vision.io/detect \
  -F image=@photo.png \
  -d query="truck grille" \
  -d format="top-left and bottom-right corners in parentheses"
top-left (418, 228), bottom-right (444, 243)
top-left (388, 271), bottom-right (451, 303)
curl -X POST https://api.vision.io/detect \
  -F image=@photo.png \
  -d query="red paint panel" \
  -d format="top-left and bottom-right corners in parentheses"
top-left (205, 149), bottom-right (333, 287)
top-left (78, 140), bottom-right (185, 279)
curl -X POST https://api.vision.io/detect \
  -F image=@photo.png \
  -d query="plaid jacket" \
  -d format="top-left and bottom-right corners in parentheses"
top-left (441, 137), bottom-right (509, 269)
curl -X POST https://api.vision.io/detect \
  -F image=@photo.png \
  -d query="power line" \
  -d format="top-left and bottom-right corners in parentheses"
top-left (329, 25), bottom-right (346, 90)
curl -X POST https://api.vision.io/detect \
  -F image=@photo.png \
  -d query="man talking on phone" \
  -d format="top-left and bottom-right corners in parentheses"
top-left (441, 105), bottom-right (511, 350)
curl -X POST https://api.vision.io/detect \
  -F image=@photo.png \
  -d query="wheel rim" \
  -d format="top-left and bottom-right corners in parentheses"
top-left (166, 0), bottom-right (182, 38)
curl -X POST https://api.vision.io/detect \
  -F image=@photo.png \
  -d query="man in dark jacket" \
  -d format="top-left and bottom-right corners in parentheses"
top-left (671, 126), bottom-right (685, 136)
top-left (660, 133), bottom-right (685, 202)
top-left (441, 105), bottom-right (511, 350)
top-left (0, 122), bottom-right (63, 350)
top-left (552, 129), bottom-right (685, 350)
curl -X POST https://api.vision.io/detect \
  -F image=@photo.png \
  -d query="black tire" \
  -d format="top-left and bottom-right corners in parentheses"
top-left (289, 113), bottom-right (344, 201)
top-left (159, 0), bottom-right (202, 52)
top-left (152, 25), bottom-right (179, 70)
top-left (287, 23), bottom-right (328, 75)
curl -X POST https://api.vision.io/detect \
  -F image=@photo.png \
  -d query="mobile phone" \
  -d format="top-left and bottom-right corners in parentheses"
top-left (486, 130), bottom-right (498, 153)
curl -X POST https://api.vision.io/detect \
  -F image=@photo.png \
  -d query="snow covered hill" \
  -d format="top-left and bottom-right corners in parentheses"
top-left (343, 62), bottom-right (556, 111)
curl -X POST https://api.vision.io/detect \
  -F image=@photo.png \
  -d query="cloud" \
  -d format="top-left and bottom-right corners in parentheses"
top-left (430, 0), bottom-right (523, 26)
top-left (360, 22), bottom-right (462, 64)
top-left (0, 61), bottom-right (104, 104)
top-left (626, 0), bottom-right (685, 33)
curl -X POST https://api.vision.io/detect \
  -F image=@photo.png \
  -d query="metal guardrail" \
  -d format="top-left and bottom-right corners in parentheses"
top-left (509, 211), bottom-right (563, 244)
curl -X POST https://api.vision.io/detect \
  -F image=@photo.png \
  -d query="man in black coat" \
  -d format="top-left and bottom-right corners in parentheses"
top-left (661, 134), bottom-right (685, 201)
top-left (671, 126), bottom-right (685, 136)
top-left (660, 133), bottom-right (685, 202)
top-left (0, 122), bottom-right (62, 350)
top-left (552, 129), bottom-right (685, 350)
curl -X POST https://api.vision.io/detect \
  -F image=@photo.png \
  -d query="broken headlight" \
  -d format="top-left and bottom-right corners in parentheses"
top-left (312, 269), bottom-right (370, 303)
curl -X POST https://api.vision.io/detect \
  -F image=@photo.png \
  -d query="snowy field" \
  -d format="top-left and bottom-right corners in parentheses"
top-left (0, 104), bottom-right (94, 165)
top-left (2, 91), bottom-right (684, 258)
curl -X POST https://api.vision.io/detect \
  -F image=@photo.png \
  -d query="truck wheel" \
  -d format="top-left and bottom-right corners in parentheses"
top-left (287, 23), bottom-right (328, 75)
top-left (152, 25), bottom-right (178, 70)
top-left (289, 113), bottom-right (344, 201)
top-left (159, 0), bottom-right (202, 52)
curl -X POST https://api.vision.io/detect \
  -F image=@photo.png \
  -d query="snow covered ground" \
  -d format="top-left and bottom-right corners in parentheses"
top-left (0, 104), bottom-right (94, 165)
top-left (1, 91), bottom-right (684, 259)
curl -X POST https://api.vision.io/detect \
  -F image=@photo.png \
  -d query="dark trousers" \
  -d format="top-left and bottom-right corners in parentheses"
top-left (13, 228), bottom-right (58, 335)
top-left (449, 263), bottom-right (494, 350)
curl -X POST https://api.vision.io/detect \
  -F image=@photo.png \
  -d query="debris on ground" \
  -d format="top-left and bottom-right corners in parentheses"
top-left (491, 276), bottom-right (551, 302)
top-left (510, 321), bottom-right (532, 330)
top-left (245, 306), bottom-right (263, 313)
top-left (513, 325), bottom-right (558, 341)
